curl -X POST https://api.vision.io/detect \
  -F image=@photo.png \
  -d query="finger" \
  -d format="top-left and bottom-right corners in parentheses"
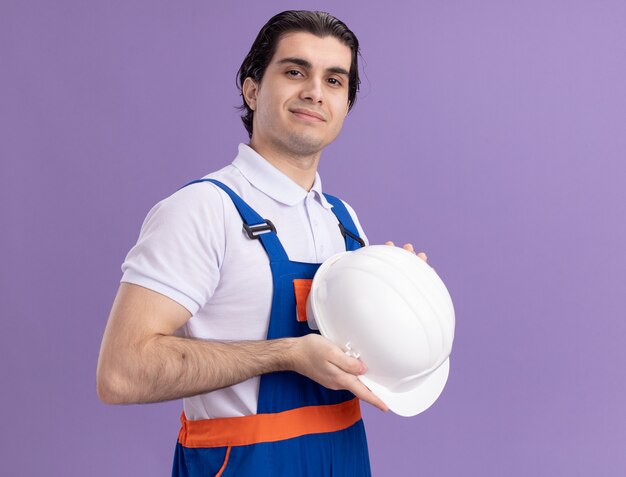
top-left (384, 241), bottom-right (395, 246)
top-left (417, 252), bottom-right (428, 262)
top-left (326, 359), bottom-right (388, 412)
top-left (333, 350), bottom-right (367, 376)
top-left (402, 243), bottom-right (415, 254)
top-left (348, 378), bottom-right (389, 412)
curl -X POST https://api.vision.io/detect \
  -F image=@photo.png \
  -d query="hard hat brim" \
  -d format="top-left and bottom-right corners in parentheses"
top-left (359, 358), bottom-right (450, 417)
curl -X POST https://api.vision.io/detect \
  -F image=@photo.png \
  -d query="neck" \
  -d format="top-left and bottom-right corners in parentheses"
top-left (248, 139), bottom-right (320, 191)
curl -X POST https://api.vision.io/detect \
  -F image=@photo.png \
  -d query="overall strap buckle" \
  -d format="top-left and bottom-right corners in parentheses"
top-left (243, 220), bottom-right (276, 239)
top-left (338, 223), bottom-right (365, 247)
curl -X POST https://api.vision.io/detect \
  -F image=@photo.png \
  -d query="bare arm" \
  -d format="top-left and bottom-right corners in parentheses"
top-left (96, 283), bottom-right (387, 411)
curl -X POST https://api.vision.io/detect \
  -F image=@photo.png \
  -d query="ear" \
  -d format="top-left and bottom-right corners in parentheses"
top-left (242, 77), bottom-right (259, 111)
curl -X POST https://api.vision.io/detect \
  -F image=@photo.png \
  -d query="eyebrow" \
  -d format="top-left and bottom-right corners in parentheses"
top-left (276, 57), bottom-right (350, 77)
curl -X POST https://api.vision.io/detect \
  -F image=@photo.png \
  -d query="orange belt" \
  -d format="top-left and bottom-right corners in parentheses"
top-left (178, 398), bottom-right (361, 448)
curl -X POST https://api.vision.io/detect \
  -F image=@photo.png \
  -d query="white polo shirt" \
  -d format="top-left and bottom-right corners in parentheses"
top-left (121, 143), bottom-right (368, 419)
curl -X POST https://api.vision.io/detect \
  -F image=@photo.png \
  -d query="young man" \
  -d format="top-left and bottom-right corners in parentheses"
top-left (97, 10), bottom-right (426, 476)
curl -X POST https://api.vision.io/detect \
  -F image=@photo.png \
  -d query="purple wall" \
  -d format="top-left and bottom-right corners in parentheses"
top-left (2, 1), bottom-right (625, 475)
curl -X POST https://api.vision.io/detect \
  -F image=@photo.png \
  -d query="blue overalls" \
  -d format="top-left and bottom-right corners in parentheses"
top-left (172, 179), bottom-right (371, 477)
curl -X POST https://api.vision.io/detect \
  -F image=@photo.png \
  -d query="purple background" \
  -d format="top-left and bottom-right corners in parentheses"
top-left (2, 1), bottom-right (625, 475)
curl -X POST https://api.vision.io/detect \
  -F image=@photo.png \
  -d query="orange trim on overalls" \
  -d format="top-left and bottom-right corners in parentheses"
top-left (293, 279), bottom-right (313, 322)
top-left (215, 446), bottom-right (231, 476)
top-left (178, 398), bottom-right (361, 448)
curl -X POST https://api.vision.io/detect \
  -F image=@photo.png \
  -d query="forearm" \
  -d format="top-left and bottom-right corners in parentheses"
top-left (98, 282), bottom-right (388, 411)
top-left (98, 334), bottom-right (296, 404)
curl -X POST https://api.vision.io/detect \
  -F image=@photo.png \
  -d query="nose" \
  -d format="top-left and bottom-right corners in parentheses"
top-left (299, 76), bottom-right (323, 104)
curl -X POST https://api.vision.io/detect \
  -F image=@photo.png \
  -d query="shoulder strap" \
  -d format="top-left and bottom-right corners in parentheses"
top-left (181, 178), bottom-right (289, 262)
top-left (323, 193), bottom-right (365, 251)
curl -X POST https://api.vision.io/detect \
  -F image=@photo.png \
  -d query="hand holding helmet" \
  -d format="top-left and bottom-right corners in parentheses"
top-left (288, 333), bottom-right (390, 412)
top-left (306, 245), bottom-right (455, 417)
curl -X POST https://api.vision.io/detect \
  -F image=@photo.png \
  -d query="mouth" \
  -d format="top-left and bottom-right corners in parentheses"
top-left (290, 108), bottom-right (326, 122)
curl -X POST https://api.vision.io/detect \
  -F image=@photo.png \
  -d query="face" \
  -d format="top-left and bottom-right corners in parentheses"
top-left (243, 31), bottom-right (352, 158)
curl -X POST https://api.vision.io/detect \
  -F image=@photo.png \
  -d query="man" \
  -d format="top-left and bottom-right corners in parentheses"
top-left (97, 10), bottom-right (426, 476)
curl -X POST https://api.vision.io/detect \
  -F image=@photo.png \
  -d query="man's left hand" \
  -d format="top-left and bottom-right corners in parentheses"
top-left (384, 241), bottom-right (427, 263)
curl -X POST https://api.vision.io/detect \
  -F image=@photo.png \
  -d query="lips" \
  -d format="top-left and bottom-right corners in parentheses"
top-left (290, 108), bottom-right (326, 122)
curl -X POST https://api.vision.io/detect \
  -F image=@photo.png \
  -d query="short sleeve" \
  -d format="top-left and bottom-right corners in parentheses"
top-left (121, 182), bottom-right (226, 315)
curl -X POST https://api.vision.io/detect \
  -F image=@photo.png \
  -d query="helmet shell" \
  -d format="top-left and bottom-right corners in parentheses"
top-left (307, 245), bottom-right (455, 416)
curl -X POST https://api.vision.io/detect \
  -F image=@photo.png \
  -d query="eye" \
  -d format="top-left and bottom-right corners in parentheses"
top-left (286, 69), bottom-right (303, 77)
top-left (327, 77), bottom-right (343, 87)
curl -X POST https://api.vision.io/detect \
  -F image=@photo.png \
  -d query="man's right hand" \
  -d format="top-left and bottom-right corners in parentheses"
top-left (289, 334), bottom-right (389, 412)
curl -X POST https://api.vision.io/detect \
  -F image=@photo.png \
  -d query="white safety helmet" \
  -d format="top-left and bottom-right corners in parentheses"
top-left (306, 245), bottom-right (455, 417)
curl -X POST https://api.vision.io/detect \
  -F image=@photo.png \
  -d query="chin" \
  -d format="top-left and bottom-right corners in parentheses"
top-left (284, 132), bottom-right (327, 156)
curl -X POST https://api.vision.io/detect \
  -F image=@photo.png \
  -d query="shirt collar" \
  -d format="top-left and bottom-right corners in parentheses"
top-left (232, 143), bottom-right (332, 209)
